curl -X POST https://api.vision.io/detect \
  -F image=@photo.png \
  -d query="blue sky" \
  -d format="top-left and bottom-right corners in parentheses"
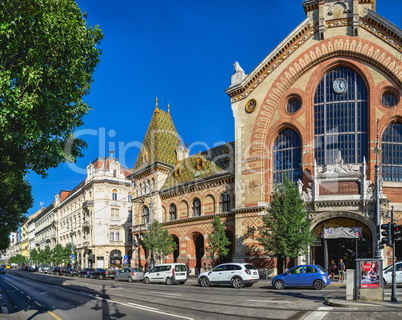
top-left (26, 0), bottom-right (402, 215)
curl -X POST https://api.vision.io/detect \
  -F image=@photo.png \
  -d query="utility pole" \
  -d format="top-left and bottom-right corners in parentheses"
top-left (391, 206), bottom-right (397, 302)
top-left (70, 218), bottom-right (75, 267)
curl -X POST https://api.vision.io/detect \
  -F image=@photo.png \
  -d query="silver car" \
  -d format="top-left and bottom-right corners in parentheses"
top-left (114, 267), bottom-right (144, 282)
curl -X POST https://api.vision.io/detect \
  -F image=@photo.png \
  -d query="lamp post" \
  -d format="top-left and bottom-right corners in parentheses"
top-left (374, 140), bottom-right (382, 260)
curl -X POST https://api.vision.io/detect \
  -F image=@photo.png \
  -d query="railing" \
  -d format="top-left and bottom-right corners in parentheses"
top-left (83, 221), bottom-right (92, 228)
top-left (82, 200), bottom-right (94, 208)
top-left (133, 223), bottom-right (149, 233)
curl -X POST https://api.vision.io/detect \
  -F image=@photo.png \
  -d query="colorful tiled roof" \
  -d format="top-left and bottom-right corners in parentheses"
top-left (134, 108), bottom-right (181, 170)
top-left (201, 141), bottom-right (235, 171)
top-left (162, 154), bottom-right (227, 189)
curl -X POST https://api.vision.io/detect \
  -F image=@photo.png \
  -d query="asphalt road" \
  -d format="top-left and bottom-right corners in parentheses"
top-left (1, 269), bottom-right (402, 320)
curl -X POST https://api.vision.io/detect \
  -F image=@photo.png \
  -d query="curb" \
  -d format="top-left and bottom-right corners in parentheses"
top-left (0, 292), bottom-right (8, 316)
top-left (328, 299), bottom-right (402, 309)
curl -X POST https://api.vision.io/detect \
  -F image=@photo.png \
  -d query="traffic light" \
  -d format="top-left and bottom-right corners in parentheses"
top-left (392, 223), bottom-right (402, 242)
top-left (381, 223), bottom-right (393, 246)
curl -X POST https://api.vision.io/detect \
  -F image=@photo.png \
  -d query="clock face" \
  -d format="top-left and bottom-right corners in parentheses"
top-left (333, 78), bottom-right (348, 94)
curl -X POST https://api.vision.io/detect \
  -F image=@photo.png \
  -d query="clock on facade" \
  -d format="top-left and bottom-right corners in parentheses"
top-left (333, 78), bottom-right (348, 94)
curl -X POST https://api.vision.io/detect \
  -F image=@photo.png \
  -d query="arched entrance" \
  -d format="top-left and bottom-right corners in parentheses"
top-left (193, 233), bottom-right (204, 275)
top-left (110, 249), bottom-right (122, 268)
top-left (172, 235), bottom-right (179, 263)
top-left (312, 218), bottom-right (373, 270)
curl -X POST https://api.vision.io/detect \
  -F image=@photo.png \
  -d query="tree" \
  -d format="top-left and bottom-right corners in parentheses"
top-left (206, 215), bottom-right (231, 265)
top-left (30, 248), bottom-right (39, 265)
top-left (142, 220), bottom-right (177, 264)
top-left (258, 174), bottom-right (315, 263)
top-left (0, 0), bottom-right (103, 248)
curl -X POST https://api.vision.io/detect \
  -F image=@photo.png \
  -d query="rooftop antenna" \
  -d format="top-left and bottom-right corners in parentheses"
top-left (109, 150), bottom-right (115, 158)
top-left (167, 103), bottom-right (171, 114)
top-left (155, 96), bottom-right (159, 108)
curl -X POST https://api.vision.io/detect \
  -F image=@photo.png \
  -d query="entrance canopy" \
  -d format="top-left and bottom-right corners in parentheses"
top-left (323, 227), bottom-right (362, 239)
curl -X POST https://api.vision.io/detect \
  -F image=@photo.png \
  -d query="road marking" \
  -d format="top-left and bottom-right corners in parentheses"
top-left (150, 291), bottom-right (182, 296)
top-left (94, 296), bottom-right (194, 319)
top-left (48, 311), bottom-right (62, 320)
top-left (303, 306), bottom-right (333, 320)
top-left (128, 302), bottom-right (158, 310)
top-left (247, 299), bottom-right (301, 304)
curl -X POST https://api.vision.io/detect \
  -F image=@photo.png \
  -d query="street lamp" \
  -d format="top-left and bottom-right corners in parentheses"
top-left (373, 139), bottom-right (382, 260)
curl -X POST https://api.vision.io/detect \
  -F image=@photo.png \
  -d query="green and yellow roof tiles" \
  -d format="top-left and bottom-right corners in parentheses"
top-left (134, 108), bottom-right (181, 170)
top-left (163, 154), bottom-right (226, 189)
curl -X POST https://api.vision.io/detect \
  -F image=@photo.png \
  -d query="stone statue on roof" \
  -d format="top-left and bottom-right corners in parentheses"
top-left (230, 61), bottom-right (246, 86)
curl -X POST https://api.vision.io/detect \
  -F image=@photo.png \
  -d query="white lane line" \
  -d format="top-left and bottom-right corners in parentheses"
top-left (128, 302), bottom-right (158, 310)
top-left (247, 299), bottom-right (300, 304)
top-left (94, 296), bottom-right (194, 319)
top-left (150, 291), bottom-right (182, 296)
top-left (303, 306), bottom-right (333, 320)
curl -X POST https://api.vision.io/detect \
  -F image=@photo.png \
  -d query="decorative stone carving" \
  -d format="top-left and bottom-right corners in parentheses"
top-left (230, 61), bottom-right (246, 86)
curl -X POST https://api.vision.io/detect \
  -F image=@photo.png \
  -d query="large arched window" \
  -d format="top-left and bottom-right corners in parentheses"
top-left (219, 193), bottom-right (231, 212)
top-left (192, 198), bottom-right (201, 217)
top-left (314, 66), bottom-right (368, 165)
top-left (169, 204), bottom-right (177, 221)
top-left (142, 206), bottom-right (149, 224)
top-left (273, 128), bottom-right (302, 184)
top-left (382, 123), bottom-right (402, 182)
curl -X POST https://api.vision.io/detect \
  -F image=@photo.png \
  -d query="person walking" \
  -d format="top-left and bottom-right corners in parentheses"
top-left (338, 259), bottom-right (346, 282)
top-left (329, 259), bottom-right (337, 281)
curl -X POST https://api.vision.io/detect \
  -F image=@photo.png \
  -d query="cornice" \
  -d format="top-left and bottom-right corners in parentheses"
top-left (161, 212), bottom-right (234, 227)
top-left (159, 174), bottom-right (234, 200)
top-left (232, 206), bottom-right (267, 214)
top-left (129, 161), bottom-right (173, 180)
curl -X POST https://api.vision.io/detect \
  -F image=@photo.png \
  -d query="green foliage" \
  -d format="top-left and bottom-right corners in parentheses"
top-left (0, 0), bottom-right (103, 247)
top-left (30, 248), bottom-right (39, 264)
top-left (258, 174), bottom-right (315, 259)
top-left (142, 220), bottom-right (177, 262)
top-left (9, 254), bottom-right (28, 265)
top-left (206, 216), bottom-right (231, 262)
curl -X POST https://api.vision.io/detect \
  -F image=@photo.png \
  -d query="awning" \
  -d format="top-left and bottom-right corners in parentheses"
top-left (323, 227), bottom-right (362, 239)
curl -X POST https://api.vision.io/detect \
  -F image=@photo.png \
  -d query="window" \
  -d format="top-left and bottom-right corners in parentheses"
top-left (111, 208), bottom-right (119, 220)
top-left (273, 128), bottom-right (302, 184)
top-left (382, 123), bottom-right (402, 182)
top-left (192, 198), bottom-right (201, 217)
top-left (128, 232), bottom-right (133, 243)
top-left (219, 193), bottom-right (231, 212)
top-left (314, 66), bottom-right (368, 165)
top-left (142, 206), bottom-right (149, 224)
top-left (169, 204), bottom-right (177, 221)
top-left (128, 192), bottom-right (132, 203)
top-left (112, 189), bottom-right (118, 201)
top-left (382, 89), bottom-right (399, 107)
top-left (110, 232), bottom-right (120, 241)
top-left (128, 210), bottom-right (132, 222)
top-left (286, 95), bottom-right (302, 113)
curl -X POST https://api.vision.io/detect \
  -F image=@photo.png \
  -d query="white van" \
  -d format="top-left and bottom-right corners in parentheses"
top-left (143, 263), bottom-right (187, 285)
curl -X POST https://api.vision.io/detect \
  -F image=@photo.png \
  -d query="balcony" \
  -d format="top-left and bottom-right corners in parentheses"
top-left (133, 223), bottom-right (149, 233)
top-left (83, 241), bottom-right (90, 247)
top-left (82, 200), bottom-right (94, 209)
top-left (83, 221), bottom-right (92, 228)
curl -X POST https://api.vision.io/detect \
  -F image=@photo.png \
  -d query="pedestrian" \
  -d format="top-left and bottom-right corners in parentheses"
top-left (329, 259), bottom-right (337, 281)
top-left (203, 263), bottom-right (207, 271)
top-left (338, 259), bottom-right (346, 282)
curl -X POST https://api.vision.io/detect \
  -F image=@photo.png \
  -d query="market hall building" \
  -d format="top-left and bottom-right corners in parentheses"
top-left (129, 0), bottom-right (402, 274)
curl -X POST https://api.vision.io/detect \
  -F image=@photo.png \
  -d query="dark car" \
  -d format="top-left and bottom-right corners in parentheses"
top-left (0, 267), bottom-right (5, 274)
top-left (89, 268), bottom-right (116, 280)
top-left (62, 268), bottom-right (79, 277)
top-left (271, 264), bottom-right (331, 290)
top-left (79, 268), bottom-right (96, 278)
top-left (51, 267), bottom-right (63, 275)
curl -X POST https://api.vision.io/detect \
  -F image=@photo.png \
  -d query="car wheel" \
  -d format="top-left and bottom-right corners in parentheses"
top-left (144, 277), bottom-right (150, 284)
top-left (114, 276), bottom-right (119, 281)
top-left (274, 280), bottom-right (285, 290)
top-left (231, 277), bottom-right (243, 289)
top-left (166, 277), bottom-right (173, 285)
top-left (99, 275), bottom-right (103, 280)
top-left (313, 280), bottom-right (324, 290)
top-left (199, 277), bottom-right (210, 287)
top-left (128, 277), bottom-right (133, 283)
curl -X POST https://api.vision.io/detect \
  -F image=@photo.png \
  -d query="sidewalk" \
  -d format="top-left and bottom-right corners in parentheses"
top-left (327, 297), bottom-right (402, 309)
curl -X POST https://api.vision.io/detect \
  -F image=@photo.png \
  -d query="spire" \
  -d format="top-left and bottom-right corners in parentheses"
top-left (167, 103), bottom-right (171, 114)
top-left (155, 96), bottom-right (159, 108)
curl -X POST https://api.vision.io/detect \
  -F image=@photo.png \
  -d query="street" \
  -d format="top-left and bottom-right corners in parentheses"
top-left (0, 270), bottom-right (402, 320)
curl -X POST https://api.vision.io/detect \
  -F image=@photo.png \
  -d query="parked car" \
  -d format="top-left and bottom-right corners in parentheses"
top-left (143, 263), bottom-right (187, 285)
top-left (51, 267), bottom-right (63, 275)
top-left (115, 267), bottom-right (144, 282)
top-left (38, 265), bottom-right (51, 273)
top-left (0, 267), bottom-right (5, 274)
top-left (271, 264), bottom-right (330, 290)
top-left (79, 268), bottom-right (96, 278)
top-left (383, 261), bottom-right (402, 285)
top-left (198, 263), bottom-right (259, 289)
top-left (62, 268), bottom-right (79, 277)
top-left (89, 268), bottom-right (116, 280)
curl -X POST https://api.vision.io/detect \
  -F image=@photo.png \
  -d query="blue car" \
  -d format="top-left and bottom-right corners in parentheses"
top-left (271, 264), bottom-right (331, 290)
